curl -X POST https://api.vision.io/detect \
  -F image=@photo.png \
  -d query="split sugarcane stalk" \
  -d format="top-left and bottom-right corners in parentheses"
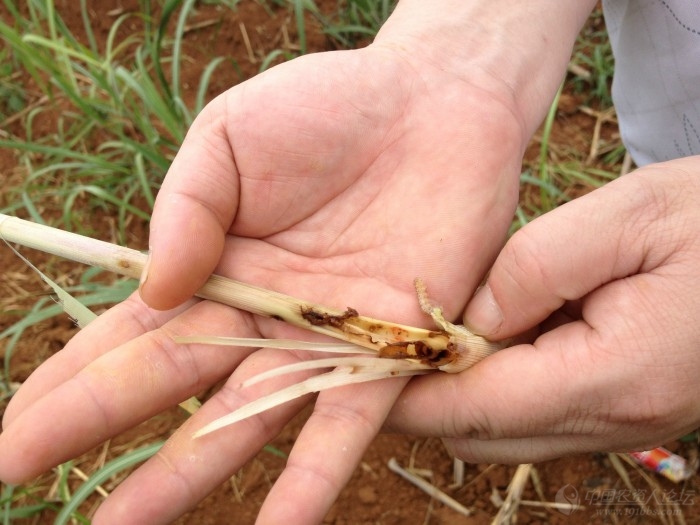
top-left (0, 213), bottom-right (507, 436)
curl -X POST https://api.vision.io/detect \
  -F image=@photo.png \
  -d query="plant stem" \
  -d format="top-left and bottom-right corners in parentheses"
top-left (0, 214), bottom-right (459, 362)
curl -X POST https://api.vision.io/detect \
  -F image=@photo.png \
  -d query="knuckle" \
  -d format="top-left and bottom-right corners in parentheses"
top-left (146, 329), bottom-right (205, 391)
top-left (508, 229), bottom-right (552, 285)
top-left (448, 376), bottom-right (512, 441)
top-left (283, 460), bottom-right (341, 496)
top-left (312, 398), bottom-right (379, 436)
top-left (495, 227), bottom-right (564, 311)
top-left (210, 383), bottom-right (283, 440)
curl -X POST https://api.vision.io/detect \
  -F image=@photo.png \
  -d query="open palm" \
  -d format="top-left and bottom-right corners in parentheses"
top-left (0, 45), bottom-right (523, 524)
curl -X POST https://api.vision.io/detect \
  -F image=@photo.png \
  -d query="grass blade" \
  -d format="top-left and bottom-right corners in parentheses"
top-left (53, 442), bottom-right (163, 525)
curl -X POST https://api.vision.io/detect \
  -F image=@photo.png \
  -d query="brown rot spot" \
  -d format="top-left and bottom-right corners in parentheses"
top-left (378, 344), bottom-right (412, 360)
top-left (389, 326), bottom-right (410, 340)
top-left (379, 341), bottom-right (456, 367)
top-left (300, 307), bottom-right (359, 329)
top-left (117, 259), bottom-right (131, 269)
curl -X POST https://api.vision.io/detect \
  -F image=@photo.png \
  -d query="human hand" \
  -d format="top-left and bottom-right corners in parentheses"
top-left (0, 44), bottom-right (524, 523)
top-left (386, 157), bottom-right (700, 464)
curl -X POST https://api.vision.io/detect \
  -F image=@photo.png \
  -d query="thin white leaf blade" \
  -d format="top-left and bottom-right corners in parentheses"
top-left (194, 366), bottom-right (430, 438)
top-left (173, 335), bottom-right (374, 354)
top-left (3, 241), bottom-right (97, 327)
top-left (241, 356), bottom-right (433, 387)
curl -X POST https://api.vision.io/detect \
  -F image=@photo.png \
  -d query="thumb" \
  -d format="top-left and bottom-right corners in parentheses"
top-left (463, 171), bottom-right (664, 339)
top-left (139, 95), bottom-right (240, 310)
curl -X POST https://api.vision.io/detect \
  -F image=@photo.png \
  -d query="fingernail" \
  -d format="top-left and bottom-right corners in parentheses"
top-left (463, 283), bottom-right (503, 336)
top-left (139, 252), bottom-right (151, 290)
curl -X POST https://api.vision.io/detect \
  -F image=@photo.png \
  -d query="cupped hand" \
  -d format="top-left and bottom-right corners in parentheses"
top-left (0, 45), bottom-right (524, 524)
top-left (386, 156), bottom-right (700, 464)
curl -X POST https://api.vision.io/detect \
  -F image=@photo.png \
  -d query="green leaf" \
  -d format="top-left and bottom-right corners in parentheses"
top-left (53, 442), bottom-right (164, 525)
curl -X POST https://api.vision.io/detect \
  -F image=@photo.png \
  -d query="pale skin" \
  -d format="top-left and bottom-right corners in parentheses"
top-left (6, 0), bottom-right (698, 523)
top-left (388, 158), bottom-right (700, 463)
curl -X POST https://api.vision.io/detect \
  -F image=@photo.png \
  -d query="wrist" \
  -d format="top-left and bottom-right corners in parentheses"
top-left (373, 0), bottom-right (597, 139)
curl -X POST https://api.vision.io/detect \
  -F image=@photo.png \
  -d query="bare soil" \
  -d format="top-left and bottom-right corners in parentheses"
top-left (1, 2), bottom-right (698, 524)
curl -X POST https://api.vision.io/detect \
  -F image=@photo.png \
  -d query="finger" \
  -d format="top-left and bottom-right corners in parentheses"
top-left (463, 172), bottom-right (664, 339)
top-left (443, 432), bottom-right (609, 465)
top-left (386, 321), bottom-right (621, 441)
top-left (91, 348), bottom-right (316, 525)
top-left (444, 412), bottom-right (700, 465)
top-left (0, 301), bottom-right (254, 484)
top-left (256, 376), bottom-right (409, 524)
top-left (2, 293), bottom-right (192, 427)
top-left (140, 95), bottom-right (240, 310)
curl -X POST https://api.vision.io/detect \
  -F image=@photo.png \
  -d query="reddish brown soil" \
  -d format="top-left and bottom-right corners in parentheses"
top-left (1, 2), bottom-right (698, 524)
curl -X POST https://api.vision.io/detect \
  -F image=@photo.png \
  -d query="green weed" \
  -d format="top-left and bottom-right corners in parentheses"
top-left (0, 48), bottom-right (26, 123)
top-left (0, 0), bottom-right (232, 238)
top-left (311, 0), bottom-right (396, 47)
top-left (569, 9), bottom-right (615, 107)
